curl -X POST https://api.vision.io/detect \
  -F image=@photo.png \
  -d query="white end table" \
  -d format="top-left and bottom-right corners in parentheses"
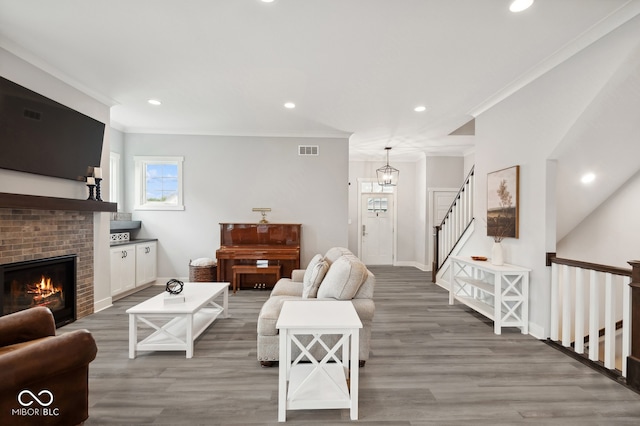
top-left (276, 300), bottom-right (362, 422)
top-left (126, 282), bottom-right (229, 359)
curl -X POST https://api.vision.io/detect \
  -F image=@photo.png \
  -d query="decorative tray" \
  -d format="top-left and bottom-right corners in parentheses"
top-left (471, 256), bottom-right (487, 261)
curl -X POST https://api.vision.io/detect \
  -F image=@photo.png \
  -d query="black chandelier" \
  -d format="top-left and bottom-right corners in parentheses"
top-left (376, 147), bottom-right (399, 186)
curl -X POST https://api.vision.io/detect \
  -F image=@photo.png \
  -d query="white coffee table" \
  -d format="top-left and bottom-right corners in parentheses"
top-left (276, 300), bottom-right (362, 422)
top-left (126, 282), bottom-right (229, 359)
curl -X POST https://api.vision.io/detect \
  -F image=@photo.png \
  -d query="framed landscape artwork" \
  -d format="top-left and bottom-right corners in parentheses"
top-left (487, 165), bottom-right (519, 240)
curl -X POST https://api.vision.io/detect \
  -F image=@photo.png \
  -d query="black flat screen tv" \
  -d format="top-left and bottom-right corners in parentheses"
top-left (0, 76), bottom-right (105, 181)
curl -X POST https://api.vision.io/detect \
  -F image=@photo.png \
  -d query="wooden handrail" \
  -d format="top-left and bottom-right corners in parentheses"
top-left (548, 255), bottom-right (631, 277)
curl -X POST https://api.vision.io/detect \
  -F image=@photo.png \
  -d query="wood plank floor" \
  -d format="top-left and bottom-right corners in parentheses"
top-left (62, 266), bottom-right (640, 425)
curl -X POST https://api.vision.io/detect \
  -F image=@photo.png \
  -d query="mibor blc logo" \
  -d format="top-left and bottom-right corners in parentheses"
top-left (11, 389), bottom-right (60, 417)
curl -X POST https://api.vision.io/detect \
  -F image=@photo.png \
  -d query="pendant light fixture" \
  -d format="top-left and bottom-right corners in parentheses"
top-left (376, 147), bottom-right (399, 186)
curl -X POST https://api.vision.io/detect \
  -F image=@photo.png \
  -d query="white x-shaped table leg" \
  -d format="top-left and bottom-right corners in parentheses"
top-left (287, 333), bottom-right (351, 401)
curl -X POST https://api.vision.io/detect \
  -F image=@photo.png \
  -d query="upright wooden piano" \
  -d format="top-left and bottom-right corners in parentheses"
top-left (216, 223), bottom-right (301, 290)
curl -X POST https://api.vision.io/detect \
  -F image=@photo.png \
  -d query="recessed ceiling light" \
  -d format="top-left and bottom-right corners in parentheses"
top-left (509, 0), bottom-right (534, 13)
top-left (581, 173), bottom-right (596, 184)
top-left (261, 0), bottom-right (275, 3)
top-left (414, 106), bottom-right (427, 112)
top-left (284, 102), bottom-right (296, 109)
top-left (147, 99), bottom-right (162, 106)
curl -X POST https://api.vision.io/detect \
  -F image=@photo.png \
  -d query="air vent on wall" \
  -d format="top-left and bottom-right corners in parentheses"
top-left (23, 109), bottom-right (42, 120)
top-left (298, 145), bottom-right (319, 156)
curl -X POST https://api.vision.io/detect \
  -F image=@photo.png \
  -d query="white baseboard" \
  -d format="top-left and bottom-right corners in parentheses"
top-left (435, 278), bottom-right (450, 291)
top-left (528, 322), bottom-right (546, 339)
top-left (435, 262), bottom-right (451, 291)
top-left (394, 260), bottom-right (430, 271)
top-left (94, 296), bottom-right (113, 313)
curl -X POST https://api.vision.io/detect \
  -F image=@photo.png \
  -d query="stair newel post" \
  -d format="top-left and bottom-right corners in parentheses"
top-left (627, 260), bottom-right (640, 390)
top-left (432, 225), bottom-right (441, 282)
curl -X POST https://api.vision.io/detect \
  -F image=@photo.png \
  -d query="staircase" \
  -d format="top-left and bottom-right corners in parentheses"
top-left (432, 166), bottom-right (475, 288)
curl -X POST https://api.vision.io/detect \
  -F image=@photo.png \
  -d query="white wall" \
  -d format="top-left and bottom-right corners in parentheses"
top-left (0, 48), bottom-right (113, 311)
top-left (558, 168), bottom-right (640, 268)
top-left (395, 161), bottom-right (418, 264)
top-left (415, 156), bottom-right (428, 267)
top-left (464, 152), bottom-right (475, 177)
top-left (460, 15), bottom-right (640, 338)
top-left (122, 133), bottom-right (349, 278)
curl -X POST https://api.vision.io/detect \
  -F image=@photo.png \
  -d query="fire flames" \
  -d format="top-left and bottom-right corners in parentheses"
top-left (27, 275), bottom-right (64, 308)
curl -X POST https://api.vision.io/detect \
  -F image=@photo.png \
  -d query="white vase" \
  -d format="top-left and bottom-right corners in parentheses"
top-left (491, 242), bottom-right (504, 266)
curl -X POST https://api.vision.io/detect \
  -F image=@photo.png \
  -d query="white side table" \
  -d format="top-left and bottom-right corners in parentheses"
top-left (276, 300), bottom-right (362, 422)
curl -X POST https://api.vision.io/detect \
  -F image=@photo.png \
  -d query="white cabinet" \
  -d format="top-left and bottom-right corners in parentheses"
top-left (449, 256), bottom-right (530, 335)
top-left (136, 241), bottom-right (157, 286)
top-left (110, 240), bottom-right (158, 297)
top-left (110, 246), bottom-right (136, 295)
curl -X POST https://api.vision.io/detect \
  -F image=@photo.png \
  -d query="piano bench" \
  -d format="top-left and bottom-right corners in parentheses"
top-left (232, 265), bottom-right (281, 293)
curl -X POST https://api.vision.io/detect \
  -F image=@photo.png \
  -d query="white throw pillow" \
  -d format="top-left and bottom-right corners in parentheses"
top-left (303, 254), bottom-right (324, 283)
top-left (302, 260), bottom-right (329, 298)
top-left (316, 256), bottom-right (367, 300)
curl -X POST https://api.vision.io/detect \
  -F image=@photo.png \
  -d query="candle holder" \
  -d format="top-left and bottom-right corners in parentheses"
top-left (95, 178), bottom-right (103, 201)
top-left (86, 183), bottom-right (96, 201)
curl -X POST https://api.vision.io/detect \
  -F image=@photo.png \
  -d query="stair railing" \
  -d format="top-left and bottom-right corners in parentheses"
top-left (548, 254), bottom-right (632, 378)
top-left (432, 166), bottom-right (475, 280)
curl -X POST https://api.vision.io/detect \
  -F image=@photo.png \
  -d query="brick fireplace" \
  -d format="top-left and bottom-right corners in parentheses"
top-left (1, 254), bottom-right (77, 326)
top-left (0, 208), bottom-right (95, 320)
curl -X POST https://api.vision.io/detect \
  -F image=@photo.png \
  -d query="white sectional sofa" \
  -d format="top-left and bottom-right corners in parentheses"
top-left (256, 247), bottom-right (375, 366)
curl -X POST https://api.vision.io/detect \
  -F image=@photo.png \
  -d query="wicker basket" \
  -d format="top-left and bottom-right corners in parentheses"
top-left (189, 262), bottom-right (217, 282)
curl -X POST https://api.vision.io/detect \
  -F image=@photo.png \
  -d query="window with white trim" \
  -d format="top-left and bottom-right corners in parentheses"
top-left (109, 152), bottom-right (120, 208)
top-left (134, 156), bottom-right (184, 210)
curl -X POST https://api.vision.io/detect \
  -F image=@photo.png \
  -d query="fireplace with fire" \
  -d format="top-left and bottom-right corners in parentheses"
top-left (1, 255), bottom-right (76, 327)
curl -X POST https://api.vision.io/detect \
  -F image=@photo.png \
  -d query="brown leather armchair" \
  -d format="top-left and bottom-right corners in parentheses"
top-left (0, 307), bottom-right (97, 425)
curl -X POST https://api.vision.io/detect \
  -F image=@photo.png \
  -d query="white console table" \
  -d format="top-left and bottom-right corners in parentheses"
top-left (449, 256), bottom-right (530, 335)
top-left (276, 300), bottom-right (362, 422)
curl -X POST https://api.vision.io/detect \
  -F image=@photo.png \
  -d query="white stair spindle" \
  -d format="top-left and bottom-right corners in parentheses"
top-left (561, 265), bottom-right (572, 347)
top-left (588, 270), bottom-right (599, 362)
top-left (574, 268), bottom-right (585, 354)
top-left (550, 263), bottom-right (559, 341)
top-left (604, 273), bottom-right (616, 369)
